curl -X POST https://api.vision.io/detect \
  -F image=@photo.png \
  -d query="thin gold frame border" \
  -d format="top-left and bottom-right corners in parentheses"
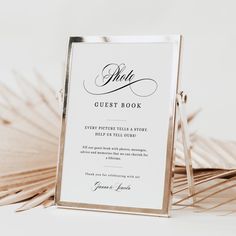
top-left (55, 35), bottom-right (182, 217)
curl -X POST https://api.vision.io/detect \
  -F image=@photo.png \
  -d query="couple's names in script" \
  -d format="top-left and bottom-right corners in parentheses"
top-left (91, 181), bottom-right (131, 192)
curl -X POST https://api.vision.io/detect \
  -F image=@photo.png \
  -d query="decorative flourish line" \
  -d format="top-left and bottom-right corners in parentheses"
top-left (83, 78), bottom-right (158, 97)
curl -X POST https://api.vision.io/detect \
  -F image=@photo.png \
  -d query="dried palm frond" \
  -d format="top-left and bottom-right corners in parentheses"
top-left (176, 134), bottom-right (236, 169)
top-left (0, 72), bottom-right (58, 211)
top-left (173, 167), bottom-right (236, 215)
top-left (0, 72), bottom-right (236, 214)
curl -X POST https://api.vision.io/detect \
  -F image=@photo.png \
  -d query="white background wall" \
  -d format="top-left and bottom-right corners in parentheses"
top-left (1, 0), bottom-right (236, 139)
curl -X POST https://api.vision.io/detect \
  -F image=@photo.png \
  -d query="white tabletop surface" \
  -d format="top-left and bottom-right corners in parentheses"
top-left (1, 204), bottom-right (235, 236)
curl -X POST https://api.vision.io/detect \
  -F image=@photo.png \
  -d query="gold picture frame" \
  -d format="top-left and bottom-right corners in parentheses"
top-left (55, 35), bottom-right (182, 217)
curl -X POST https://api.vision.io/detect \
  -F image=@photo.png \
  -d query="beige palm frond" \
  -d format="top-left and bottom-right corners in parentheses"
top-left (173, 168), bottom-right (236, 215)
top-left (0, 72), bottom-right (58, 211)
top-left (0, 72), bottom-right (236, 214)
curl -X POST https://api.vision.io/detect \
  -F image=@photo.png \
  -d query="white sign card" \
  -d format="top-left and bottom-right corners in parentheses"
top-left (56, 35), bottom-right (181, 217)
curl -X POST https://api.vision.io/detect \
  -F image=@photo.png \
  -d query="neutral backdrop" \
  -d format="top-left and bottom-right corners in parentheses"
top-left (1, 1), bottom-right (236, 235)
top-left (1, 0), bottom-right (236, 140)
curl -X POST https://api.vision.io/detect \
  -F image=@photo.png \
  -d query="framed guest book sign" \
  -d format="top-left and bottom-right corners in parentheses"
top-left (56, 35), bottom-right (182, 217)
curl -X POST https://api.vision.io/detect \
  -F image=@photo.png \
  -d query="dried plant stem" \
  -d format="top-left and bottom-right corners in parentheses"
top-left (174, 172), bottom-right (221, 188)
top-left (0, 171), bottom-right (55, 186)
top-left (174, 170), bottom-right (222, 183)
top-left (0, 178), bottom-right (55, 199)
top-left (173, 169), bottom-right (236, 194)
top-left (16, 187), bottom-right (55, 212)
top-left (42, 198), bottom-right (54, 208)
top-left (196, 196), bottom-right (236, 213)
top-left (173, 176), bottom-right (236, 205)
top-left (0, 166), bottom-right (56, 180)
top-left (0, 173), bottom-right (56, 191)
top-left (0, 180), bottom-right (55, 206)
